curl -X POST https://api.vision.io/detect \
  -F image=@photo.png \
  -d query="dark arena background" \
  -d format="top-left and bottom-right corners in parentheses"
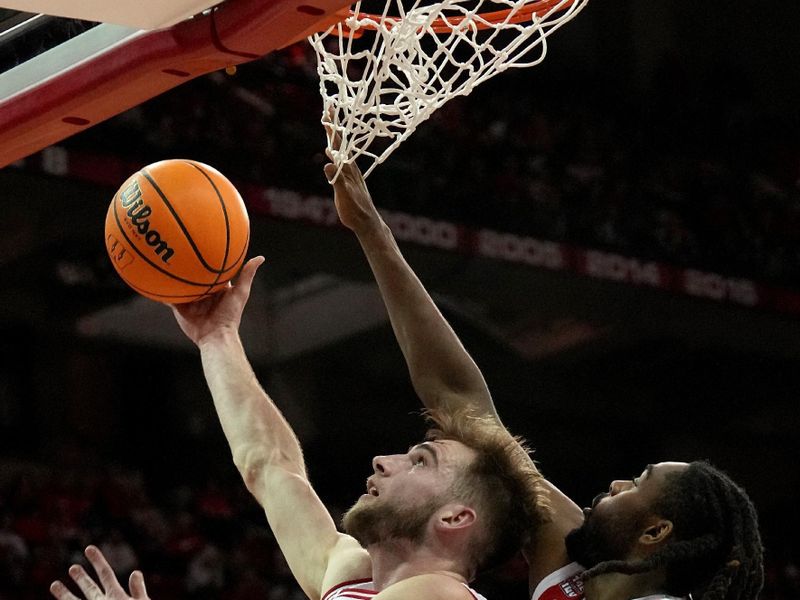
top-left (1, 1), bottom-right (799, 598)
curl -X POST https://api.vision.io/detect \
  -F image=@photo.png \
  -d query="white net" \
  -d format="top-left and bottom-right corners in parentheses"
top-left (309, 0), bottom-right (588, 180)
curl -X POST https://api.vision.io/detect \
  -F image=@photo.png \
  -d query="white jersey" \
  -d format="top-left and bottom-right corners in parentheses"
top-left (530, 563), bottom-right (685, 600)
top-left (323, 578), bottom-right (489, 600)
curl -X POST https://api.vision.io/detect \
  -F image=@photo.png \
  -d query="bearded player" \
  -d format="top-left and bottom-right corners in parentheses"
top-left (51, 255), bottom-right (543, 600)
top-left (326, 148), bottom-right (765, 600)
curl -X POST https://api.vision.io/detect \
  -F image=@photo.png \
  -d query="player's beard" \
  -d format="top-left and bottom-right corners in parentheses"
top-left (342, 495), bottom-right (443, 547)
top-left (565, 501), bottom-right (644, 568)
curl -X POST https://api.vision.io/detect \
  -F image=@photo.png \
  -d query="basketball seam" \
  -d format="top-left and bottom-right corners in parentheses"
top-left (184, 160), bottom-right (232, 297)
top-left (124, 275), bottom-right (220, 301)
top-left (140, 168), bottom-right (227, 274)
top-left (111, 193), bottom-right (228, 287)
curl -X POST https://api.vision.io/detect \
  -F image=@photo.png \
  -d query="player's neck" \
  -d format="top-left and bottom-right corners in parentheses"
top-left (367, 540), bottom-right (469, 590)
top-left (585, 569), bottom-right (669, 600)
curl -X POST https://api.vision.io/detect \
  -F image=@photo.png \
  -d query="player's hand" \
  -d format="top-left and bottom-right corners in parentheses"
top-left (50, 545), bottom-right (151, 600)
top-left (323, 124), bottom-right (383, 236)
top-left (171, 256), bottom-right (264, 346)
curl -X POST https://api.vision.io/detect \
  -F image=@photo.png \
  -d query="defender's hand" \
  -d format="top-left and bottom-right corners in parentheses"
top-left (324, 125), bottom-right (383, 236)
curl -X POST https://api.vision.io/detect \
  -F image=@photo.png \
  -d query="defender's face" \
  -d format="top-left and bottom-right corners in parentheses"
top-left (566, 462), bottom-right (689, 567)
top-left (593, 462), bottom-right (688, 517)
top-left (342, 439), bottom-right (477, 546)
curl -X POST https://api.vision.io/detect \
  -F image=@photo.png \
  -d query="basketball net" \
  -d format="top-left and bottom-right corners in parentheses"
top-left (309, 0), bottom-right (588, 180)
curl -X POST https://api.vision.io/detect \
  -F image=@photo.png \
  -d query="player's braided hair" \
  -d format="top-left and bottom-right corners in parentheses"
top-left (582, 461), bottom-right (764, 600)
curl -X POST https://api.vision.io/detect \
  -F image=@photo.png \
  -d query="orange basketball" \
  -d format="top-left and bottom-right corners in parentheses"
top-left (104, 159), bottom-right (250, 303)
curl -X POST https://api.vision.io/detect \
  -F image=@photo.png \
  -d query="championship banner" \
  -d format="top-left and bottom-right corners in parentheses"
top-left (17, 147), bottom-right (800, 316)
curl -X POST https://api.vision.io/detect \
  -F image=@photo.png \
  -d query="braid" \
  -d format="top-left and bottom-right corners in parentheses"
top-left (583, 461), bottom-right (764, 600)
top-left (690, 463), bottom-right (764, 600)
top-left (582, 533), bottom-right (720, 580)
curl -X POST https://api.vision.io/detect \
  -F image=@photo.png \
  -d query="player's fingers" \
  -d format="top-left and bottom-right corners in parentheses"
top-left (233, 256), bottom-right (264, 295)
top-left (85, 545), bottom-right (125, 595)
top-left (323, 120), bottom-right (343, 149)
top-left (68, 564), bottom-right (103, 599)
top-left (244, 255), bottom-right (265, 276)
top-left (324, 106), bottom-right (336, 129)
top-left (324, 163), bottom-right (338, 182)
top-left (170, 299), bottom-right (201, 320)
top-left (50, 580), bottom-right (81, 600)
top-left (129, 570), bottom-right (149, 599)
top-left (323, 121), bottom-right (336, 145)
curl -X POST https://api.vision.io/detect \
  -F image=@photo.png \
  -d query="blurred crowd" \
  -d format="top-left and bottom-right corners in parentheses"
top-left (63, 41), bottom-right (800, 289)
top-left (0, 457), bottom-right (308, 600)
top-left (0, 457), bottom-right (796, 600)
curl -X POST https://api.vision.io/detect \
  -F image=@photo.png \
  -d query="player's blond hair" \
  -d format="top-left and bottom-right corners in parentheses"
top-left (425, 407), bottom-right (548, 575)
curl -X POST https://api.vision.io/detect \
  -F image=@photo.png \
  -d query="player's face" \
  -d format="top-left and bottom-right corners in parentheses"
top-left (565, 462), bottom-right (689, 567)
top-left (342, 439), bottom-right (476, 547)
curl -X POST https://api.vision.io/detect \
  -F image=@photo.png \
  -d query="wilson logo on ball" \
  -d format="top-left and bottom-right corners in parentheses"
top-left (104, 159), bottom-right (250, 304)
top-left (119, 179), bottom-right (175, 264)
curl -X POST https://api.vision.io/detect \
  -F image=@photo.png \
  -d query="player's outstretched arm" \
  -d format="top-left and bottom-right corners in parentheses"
top-left (325, 157), bottom-right (498, 421)
top-left (326, 156), bottom-right (584, 589)
top-left (171, 257), bottom-right (370, 599)
top-left (50, 546), bottom-right (149, 600)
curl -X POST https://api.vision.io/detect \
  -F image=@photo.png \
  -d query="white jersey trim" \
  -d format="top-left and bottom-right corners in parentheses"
top-left (324, 578), bottom-right (488, 600)
top-left (531, 562), bottom-right (585, 600)
top-left (322, 578), bottom-right (375, 600)
top-left (462, 582), bottom-right (489, 600)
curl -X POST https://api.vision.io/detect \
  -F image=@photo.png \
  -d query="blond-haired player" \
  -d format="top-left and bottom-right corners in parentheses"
top-left (51, 256), bottom-right (542, 600)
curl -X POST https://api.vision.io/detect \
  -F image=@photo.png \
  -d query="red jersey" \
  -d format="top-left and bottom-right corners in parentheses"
top-left (531, 563), bottom-right (585, 600)
top-left (323, 578), bottom-right (489, 600)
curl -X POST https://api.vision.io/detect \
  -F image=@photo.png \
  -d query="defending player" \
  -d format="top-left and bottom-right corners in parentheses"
top-left (51, 256), bottom-right (543, 600)
top-left (326, 150), bottom-right (765, 600)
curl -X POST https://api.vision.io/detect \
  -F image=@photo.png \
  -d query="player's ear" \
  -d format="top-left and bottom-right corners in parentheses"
top-left (639, 519), bottom-right (673, 546)
top-left (436, 504), bottom-right (476, 531)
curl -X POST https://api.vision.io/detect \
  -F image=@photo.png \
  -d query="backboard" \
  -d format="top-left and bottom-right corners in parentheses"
top-left (0, 0), bottom-right (350, 167)
top-left (0, 1), bottom-right (223, 30)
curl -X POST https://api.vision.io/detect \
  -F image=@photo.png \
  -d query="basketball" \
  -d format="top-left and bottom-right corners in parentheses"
top-left (104, 159), bottom-right (250, 303)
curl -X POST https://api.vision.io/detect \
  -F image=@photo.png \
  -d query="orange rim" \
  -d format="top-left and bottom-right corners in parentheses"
top-left (349, 0), bottom-right (579, 33)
